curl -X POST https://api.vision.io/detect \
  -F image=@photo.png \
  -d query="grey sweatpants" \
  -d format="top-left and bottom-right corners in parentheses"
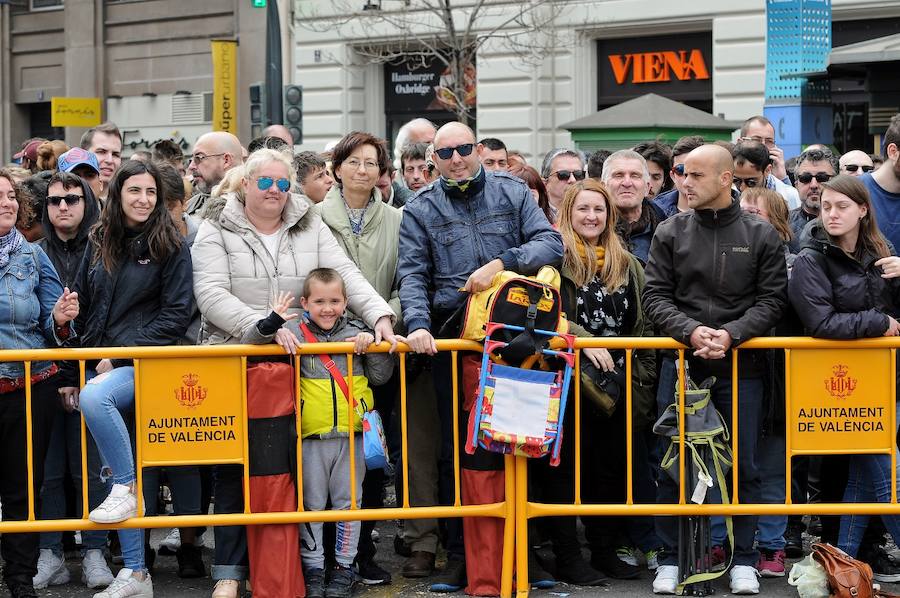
top-left (300, 436), bottom-right (366, 569)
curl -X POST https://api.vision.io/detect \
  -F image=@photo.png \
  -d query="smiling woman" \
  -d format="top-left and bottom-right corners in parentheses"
top-left (0, 170), bottom-right (80, 597)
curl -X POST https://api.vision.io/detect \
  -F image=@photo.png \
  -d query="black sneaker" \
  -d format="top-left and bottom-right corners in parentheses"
top-left (325, 565), bottom-right (355, 598)
top-left (862, 545), bottom-right (900, 583)
top-left (144, 546), bottom-right (156, 573)
top-left (430, 558), bottom-right (466, 593)
top-left (528, 550), bottom-right (556, 589)
top-left (556, 554), bottom-right (608, 586)
top-left (176, 543), bottom-right (207, 578)
top-left (304, 567), bottom-right (326, 598)
top-left (591, 548), bottom-right (642, 580)
top-left (7, 584), bottom-right (37, 598)
top-left (784, 523), bottom-right (804, 559)
top-left (394, 534), bottom-right (413, 558)
top-left (355, 558), bottom-right (391, 585)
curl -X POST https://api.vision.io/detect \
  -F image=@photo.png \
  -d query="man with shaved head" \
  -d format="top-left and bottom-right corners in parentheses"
top-left (840, 149), bottom-right (875, 177)
top-left (185, 131), bottom-right (244, 215)
top-left (643, 144), bottom-right (787, 596)
top-left (397, 121), bottom-right (563, 594)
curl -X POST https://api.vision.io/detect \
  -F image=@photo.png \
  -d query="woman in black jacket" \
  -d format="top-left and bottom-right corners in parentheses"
top-left (59, 160), bottom-right (193, 598)
top-left (789, 175), bottom-right (900, 560)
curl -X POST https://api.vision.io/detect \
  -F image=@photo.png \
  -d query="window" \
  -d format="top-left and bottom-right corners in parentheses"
top-left (30, 0), bottom-right (63, 10)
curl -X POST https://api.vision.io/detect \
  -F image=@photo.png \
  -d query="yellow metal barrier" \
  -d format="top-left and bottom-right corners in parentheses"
top-left (4, 337), bottom-right (900, 598)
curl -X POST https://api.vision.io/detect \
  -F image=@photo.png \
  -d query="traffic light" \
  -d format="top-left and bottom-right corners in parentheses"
top-left (283, 84), bottom-right (303, 145)
top-left (249, 82), bottom-right (267, 139)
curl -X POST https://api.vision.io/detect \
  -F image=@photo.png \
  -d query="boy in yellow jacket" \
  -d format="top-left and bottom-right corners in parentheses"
top-left (297, 268), bottom-right (394, 598)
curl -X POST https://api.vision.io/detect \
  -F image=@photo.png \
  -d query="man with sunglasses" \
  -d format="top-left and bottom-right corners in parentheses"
top-left (840, 150), bottom-right (875, 177)
top-left (185, 131), bottom-right (244, 216)
top-left (789, 148), bottom-right (838, 249)
top-left (540, 148), bottom-right (586, 221)
top-left (397, 122), bottom-right (562, 595)
top-left (732, 141), bottom-right (800, 210)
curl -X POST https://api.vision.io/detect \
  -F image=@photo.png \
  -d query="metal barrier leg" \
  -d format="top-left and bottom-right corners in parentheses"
top-left (499, 454), bottom-right (516, 598)
top-left (514, 455), bottom-right (529, 598)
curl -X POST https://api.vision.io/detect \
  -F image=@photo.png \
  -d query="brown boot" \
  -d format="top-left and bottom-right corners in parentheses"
top-left (402, 551), bottom-right (436, 578)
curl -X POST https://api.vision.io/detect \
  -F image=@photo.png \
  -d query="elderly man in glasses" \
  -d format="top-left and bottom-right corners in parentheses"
top-left (789, 147), bottom-right (839, 248)
top-left (540, 147), bottom-right (586, 222)
top-left (601, 149), bottom-right (666, 265)
top-left (185, 131), bottom-right (244, 216)
top-left (396, 122), bottom-right (563, 595)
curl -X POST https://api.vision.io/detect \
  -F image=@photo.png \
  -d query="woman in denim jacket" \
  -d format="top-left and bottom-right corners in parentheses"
top-left (0, 169), bottom-right (79, 598)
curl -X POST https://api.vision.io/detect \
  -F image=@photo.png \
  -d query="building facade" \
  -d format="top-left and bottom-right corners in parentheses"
top-left (0, 0), bottom-right (287, 163)
top-left (291, 0), bottom-right (900, 159)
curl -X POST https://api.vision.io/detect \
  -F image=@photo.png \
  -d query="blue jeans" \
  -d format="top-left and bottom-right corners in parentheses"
top-left (79, 366), bottom-right (144, 572)
top-left (654, 359), bottom-right (763, 567)
top-left (756, 433), bottom-right (787, 550)
top-left (212, 464), bottom-right (248, 581)
top-left (39, 408), bottom-right (110, 554)
top-left (838, 454), bottom-right (900, 557)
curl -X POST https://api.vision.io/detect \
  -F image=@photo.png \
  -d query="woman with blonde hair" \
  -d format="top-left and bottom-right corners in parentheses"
top-left (530, 178), bottom-right (658, 584)
top-left (35, 141), bottom-right (69, 172)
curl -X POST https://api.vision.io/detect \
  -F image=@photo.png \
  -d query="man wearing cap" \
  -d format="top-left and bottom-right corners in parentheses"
top-left (14, 139), bottom-right (46, 173)
top-left (57, 148), bottom-right (103, 202)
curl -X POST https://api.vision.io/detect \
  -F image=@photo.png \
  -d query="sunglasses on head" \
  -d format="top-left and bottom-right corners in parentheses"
top-left (256, 177), bottom-right (291, 192)
top-left (434, 144), bottom-right (475, 160)
top-left (672, 164), bottom-right (685, 176)
top-left (797, 172), bottom-right (833, 184)
top-left (844, 164), bottom-right (874, 173)
top-left (47, 194), bottom-right (83, 207)
top-left (551, 170), bottom-right (586, 182)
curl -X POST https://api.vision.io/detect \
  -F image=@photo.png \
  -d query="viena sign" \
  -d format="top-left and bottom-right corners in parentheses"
top-left (596, 32), bottom-right (713, 106)
top-left (608, 50), bottom-right (710, 85)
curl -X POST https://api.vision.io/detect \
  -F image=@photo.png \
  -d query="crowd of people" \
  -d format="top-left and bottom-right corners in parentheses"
top-left (1, 112), bottom-right (900, 598)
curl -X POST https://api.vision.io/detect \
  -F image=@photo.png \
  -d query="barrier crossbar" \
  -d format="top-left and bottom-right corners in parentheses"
top-left (2, 337), bottom-right (900, 598)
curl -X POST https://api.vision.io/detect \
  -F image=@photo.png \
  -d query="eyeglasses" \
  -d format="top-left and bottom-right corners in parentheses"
top-left (732, 176), bottom-right (763, 189)
top-left (550, 170), bottom-right (586, 182)
top-left (797, 172), bottom-right (833, 184)
top-left (190, 152), bottom-right (226, 164)
top-left (435, 144), bottom-right (475, 160)
top-left (344, 158), bottom-right (379, 171)
top-left (844, 164), bottom-right (874, 173)
top-left (47, 194), bottom-right (83, 207)
top-left (672, 164), bottom-right (685, 177)
top-left (256, 177), bottom-right (291, 192)
top-left (741, 135), bottom-right (776, 146)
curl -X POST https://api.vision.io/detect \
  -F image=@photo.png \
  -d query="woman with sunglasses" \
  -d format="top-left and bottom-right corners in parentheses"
top-left (191, 148), bottom-right (395, 598)
top-left (789, 175), bottom-right (900, 566)
top-left (58, 159), bottom-right (193, 598)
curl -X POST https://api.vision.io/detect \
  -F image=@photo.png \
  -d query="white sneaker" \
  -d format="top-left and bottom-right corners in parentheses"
top-left (158, 528), bottom-right (181, 554)
top-left (89, 484), bottom-right (139, 524)
top-left (33, 548), bottom-right (70, 589)
top-left (93, 568), bottom-right (153, 598)
top-left (653, 565), bottom-right (679, 594)
top-left (730, 564), bottom-right (760, 594)
top-left (82, 549), bottom-right (115, 589)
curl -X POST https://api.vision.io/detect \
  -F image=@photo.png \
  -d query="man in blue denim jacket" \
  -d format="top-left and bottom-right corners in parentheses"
top-left (396, 122), bottom-right (562, 594)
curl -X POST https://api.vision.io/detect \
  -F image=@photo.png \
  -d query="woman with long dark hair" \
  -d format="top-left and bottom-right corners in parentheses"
top-left (789, 175), bottom-right (900, 564)
top-left (59, 159), bottom-right (193, 598)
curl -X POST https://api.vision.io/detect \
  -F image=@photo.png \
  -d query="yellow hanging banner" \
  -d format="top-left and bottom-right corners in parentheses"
top-left (50, 97), bottom-right (102, 128)
top-left (211, 40), bottom-right (238, 134)
top-left (138, 357), bottom-right (245, 466)
top-left (790, 349), bottom-right (894, 454)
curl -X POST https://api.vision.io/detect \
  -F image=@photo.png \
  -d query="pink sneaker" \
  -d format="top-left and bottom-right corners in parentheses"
top-left (756, 549), bottom-right (786, 577)
top-left (711, 545), bottom-right (727, 572)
